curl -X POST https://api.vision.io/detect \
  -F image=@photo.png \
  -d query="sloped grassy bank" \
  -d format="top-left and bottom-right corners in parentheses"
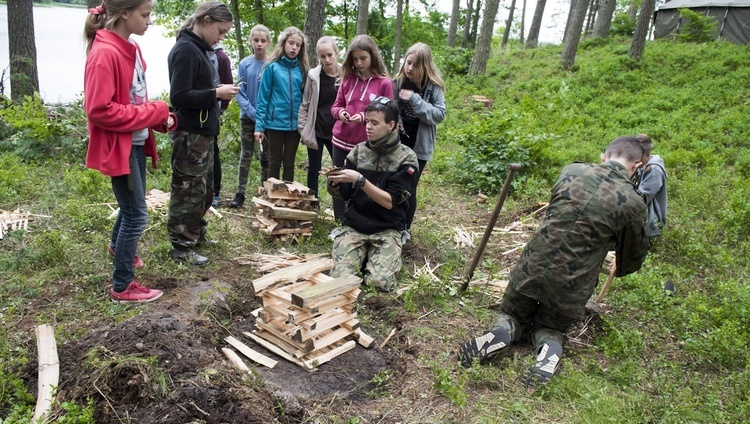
top-left (1, 38), bottom-right (749, 422)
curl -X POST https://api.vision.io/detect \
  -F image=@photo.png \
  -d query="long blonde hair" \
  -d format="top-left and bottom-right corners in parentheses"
top-left (394, 42), bottom-right (445, 91)
top-left (341, 35), bottom-right (389, 81)
top-left (263, 26), bottom-right (309, 78)
top-left (83, 0), bottom-right (150, 54)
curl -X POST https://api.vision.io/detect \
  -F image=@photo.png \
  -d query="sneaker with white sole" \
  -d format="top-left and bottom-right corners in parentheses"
top-left (521, 340), bottom-right (563, 388)
top-left (458, 327), bottom-right (512, 367)
top-left (212, 194), bottom-right (221, 208)
top-left (108, 245), bottom-right (145, 269)
top-left (111, 281), bottom-right (163, 303)
top-left (170, 249), bottom-right (210, 266)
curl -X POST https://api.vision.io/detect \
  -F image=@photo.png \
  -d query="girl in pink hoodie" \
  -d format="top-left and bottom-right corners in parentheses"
top-left (330, 35), bottom-right (393, 220)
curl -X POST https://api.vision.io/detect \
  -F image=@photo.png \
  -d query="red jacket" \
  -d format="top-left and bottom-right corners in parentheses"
top-left (84, 29), bottom-right (174, 177)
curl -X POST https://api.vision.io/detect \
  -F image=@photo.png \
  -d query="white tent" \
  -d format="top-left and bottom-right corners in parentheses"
top-left (654, 0), bottom-right (750, 44)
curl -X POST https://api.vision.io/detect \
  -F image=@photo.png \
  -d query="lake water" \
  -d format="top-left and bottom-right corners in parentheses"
top-left (0, 4), bottom-right (174, 103)
top-left (0, 3), bottom-right (565, 104)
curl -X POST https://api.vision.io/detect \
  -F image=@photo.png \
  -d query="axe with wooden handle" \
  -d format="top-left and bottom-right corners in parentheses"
top-left (460, 163), bottom-right (522, 292)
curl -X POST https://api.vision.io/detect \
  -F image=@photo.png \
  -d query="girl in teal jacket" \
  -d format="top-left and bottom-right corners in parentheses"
top-left (254, 27), bottom-right (309, 181)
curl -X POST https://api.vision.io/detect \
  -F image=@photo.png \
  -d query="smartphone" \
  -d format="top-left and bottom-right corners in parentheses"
top-left (234, 77), bottom-right (245, 87)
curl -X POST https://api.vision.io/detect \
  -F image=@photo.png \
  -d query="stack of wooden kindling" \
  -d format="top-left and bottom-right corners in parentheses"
top-left (251, 178), bottom-right (318, 240)
top-left (0, 210), bottom-right (50, 240)
top-left (243, 253), bottom-right (374, 370)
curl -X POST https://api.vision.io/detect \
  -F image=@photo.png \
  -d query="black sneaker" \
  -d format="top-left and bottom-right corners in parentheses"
top-left (458, 327), bottom-right (512, 367)
top-left (521, 340), bottom-right (563, 388)
top-left (170, 249), bottom-right (210, 266)
top-left (229, 193), bottom-right (245, 208)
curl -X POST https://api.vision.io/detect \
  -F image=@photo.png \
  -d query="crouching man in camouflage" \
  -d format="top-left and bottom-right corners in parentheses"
top-left (325, 97), bottom-right (418, 292)
top-left (458, 136), bottom-right (652, 388)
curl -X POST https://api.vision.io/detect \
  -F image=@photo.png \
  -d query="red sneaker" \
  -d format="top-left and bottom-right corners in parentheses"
top-left (108, 245), bottom-right (146, 268)
top-left (110, 281), bottom-right (164, 303)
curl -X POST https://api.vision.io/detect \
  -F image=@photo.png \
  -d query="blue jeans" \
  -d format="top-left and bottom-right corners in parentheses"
top-left (110, 145), bottom-right (148, 292)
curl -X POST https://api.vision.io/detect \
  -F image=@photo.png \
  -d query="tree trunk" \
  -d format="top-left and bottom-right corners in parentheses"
top-left (628, 0), bottom-right (655, 60)
top-left (470, 0), bottom-right (482, 47)
top-left (501, 0), bottom-right (518, 49)
top-left (520, 0), bottom-right (527, 45)
top-left (255, 0), bottom-right (265, 24)
top-left (462, 0), bottom-right (474, 48)
top-left (584, 0), bottom-right (598, 34)
top-left (525, 0), bottom-right (547, 48)
top-left (593, 0), bottom-right (616, 38)
top-left (357, 0), bottom-right (370, 35)
top-left (393, 0), bottom-right (404, 74)
top-left (470, 0), bottom-right (501, 75)
top-left (231, 0), bottom-right (244, 60)
top-left (563, 0), bottom-right (577, 44)
top-left (628, 0), bottom-right (638, 20)
top-left (448, 0), bottom-right (461, 46)
top-left (561, 0), bottom-right (590, 70)
top-left (8, 0), bottom-right (39, 101)
top-left (304, 0), bottom-right (326, 67)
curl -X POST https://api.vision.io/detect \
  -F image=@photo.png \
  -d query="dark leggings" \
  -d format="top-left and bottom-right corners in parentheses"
top-left (266, 129), bottom-right (300, 181)
top-left (331, 145), bottom-right (351, 221)
top-left (307, 137), bottom-right (333, 196)
top-left (405, 159), bottom-right (427, 230)
top-left (213, 137), bottom-right (221, 195)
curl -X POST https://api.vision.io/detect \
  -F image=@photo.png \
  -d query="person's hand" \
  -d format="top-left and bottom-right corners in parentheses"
top-left (339, 110), bottom-right (350, 124)
top-left (254, 131), bottom-right (264, 143)
top-left (348, 113), bottom-right (362, 124)
top-left (326, 169), bottom-right (360, 185)
top-left (216, 84), bottom-right (240, 100)
top-left (399, 89), bottom-right (414, 101)
top-left (166, 115), bottom-right (174, 129)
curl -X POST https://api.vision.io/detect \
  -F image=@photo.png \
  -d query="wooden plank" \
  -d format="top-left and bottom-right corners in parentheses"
top-left (225, 336), bottom-right (278, 368)
top-left (254, 320), bottom-right (308, 353)
top-left (251, 196), bottom-right (276, 208)
top-left (288, 181), bottom-right (311, 195)
top-left (294, 312), bottom-right (357, 342)
top-left (269, 206), bottom-right (318, 221)
top-left (296, 293), bottom-right (357, 319)
top-left (251, 257), bottom-right (334, 294)
top-left (307, 326), bottom-right (354, 352)
top-left (352, 328), bottom-right (375, 348)
top-left (340, 319), bottom-right (360, 331)
top-left (302, 340), bottom-right (356, 368)
top-left (33, 324), bottom-right (59, 423)
top-left (291, 275), bottom-right (362, 308)
top-left (269, 227), bottom-right (313, 236)
top-left (221, 347), bottom-right (251, 373)
top-left (243, 331), bottom-right (314, 371)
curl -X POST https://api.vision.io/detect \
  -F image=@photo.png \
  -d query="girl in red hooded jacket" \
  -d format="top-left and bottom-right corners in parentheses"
top-left (84, 0), bottom-right (176, 303)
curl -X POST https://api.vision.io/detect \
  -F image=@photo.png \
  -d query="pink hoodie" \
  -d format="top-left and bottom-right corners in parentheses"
top-left (331, 73), bottom-right (393, 151)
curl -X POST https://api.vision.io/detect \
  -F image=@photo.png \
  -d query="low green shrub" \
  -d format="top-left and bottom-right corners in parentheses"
top-left (677, 9), bottom-right (717, 43)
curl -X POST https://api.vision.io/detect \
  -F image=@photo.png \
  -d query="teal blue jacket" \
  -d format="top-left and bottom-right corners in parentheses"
top-left (255, 56), bottom-right (304, 132)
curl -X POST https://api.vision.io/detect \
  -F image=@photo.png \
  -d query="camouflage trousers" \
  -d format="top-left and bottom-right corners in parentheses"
top-left (236, 118), bottom-right (269, 194)
top-left (167, 131), bottom-right (214, 248)
top-left (330, 226), bottom-right (403, 292)
top-left (494, 282), bottom-right (572, 348)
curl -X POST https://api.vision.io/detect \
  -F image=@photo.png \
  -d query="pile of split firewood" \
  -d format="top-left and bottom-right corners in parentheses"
top-left (251, 178), bottom-right (318, 241)
top-left (231, 252), bottom-right (373, 370)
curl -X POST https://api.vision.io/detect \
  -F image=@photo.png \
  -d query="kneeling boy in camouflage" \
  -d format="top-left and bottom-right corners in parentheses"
top-left (325, 97), bottom-right (418, 292)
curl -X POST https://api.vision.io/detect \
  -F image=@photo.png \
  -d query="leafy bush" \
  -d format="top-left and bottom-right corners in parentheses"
top-left (677, 8), bottom-right (717, 43)
top-left (610, 13), bottom-right (636, 37)
top-left (436, 47), bottom-right (474, 77)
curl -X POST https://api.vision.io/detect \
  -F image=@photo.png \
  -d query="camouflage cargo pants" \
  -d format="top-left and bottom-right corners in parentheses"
top-left (167, 131), bottom-right (214, 248)
top-left (330, 226), bottom-right (403, 292)
top-left (236, 118), bottom-right (269, 195)
top-left (495, 282), bottom-right (573, 348)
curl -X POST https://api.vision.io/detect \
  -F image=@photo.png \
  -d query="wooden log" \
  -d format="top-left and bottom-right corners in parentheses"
top-left (221, 348), bottom-right (251, 373)
top-left (33, 324), bottom-right (59, 423)
top-left (251, 257), bottom-right (334, 294)
top-left (269, 206), bottom-right (318, 221)
top-left (243, 331), bottom-right (314, 371)
top-left (269, 227), bottom-right (313, 236)
top-left (302, 340), bottom-right (356, 368)
top-left (351, 328), bottom-right (375, 348)
top-left (291, 275), bottom-right (362, 308)
top-left (294, 312), bottom-right (357, 342)
top-left (225, 336), bottom-right (278, 368)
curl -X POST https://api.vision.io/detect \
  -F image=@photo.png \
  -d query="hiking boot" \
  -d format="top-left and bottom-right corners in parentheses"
top-left (110, 281), bottom-right (163, 303)
top-left (108, 245), bottom-right (145, 269)
top-left (521, 340), bottom-right (563, 388)
top-left (229, 193), bottom-right (245, 208)
top-left (197, 235), bottom-right (218, 247)
top-left (170, 249), bottom-right (210, 266)
top-left (212, 194), bottom-right (221, 208)
top-left (458, 327), bottom-right (512, 367)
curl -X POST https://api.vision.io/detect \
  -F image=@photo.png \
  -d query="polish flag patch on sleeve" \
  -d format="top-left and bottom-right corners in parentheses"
top-left (407, 166), bottom-right (415, 175)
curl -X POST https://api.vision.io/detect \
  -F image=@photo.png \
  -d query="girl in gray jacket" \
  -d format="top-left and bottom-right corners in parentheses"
top-left (393, 43), bottom-right (447, 237)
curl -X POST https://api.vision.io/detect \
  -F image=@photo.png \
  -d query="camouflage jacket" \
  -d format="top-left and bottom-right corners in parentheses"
top-left (509, 160), bottom-right (650, 319)
top-left (328, 130), bottom-right (418, 235)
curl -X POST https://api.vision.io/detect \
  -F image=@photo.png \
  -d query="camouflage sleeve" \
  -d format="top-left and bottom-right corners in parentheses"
top-left (615, 213), bottom-right (651, 277)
